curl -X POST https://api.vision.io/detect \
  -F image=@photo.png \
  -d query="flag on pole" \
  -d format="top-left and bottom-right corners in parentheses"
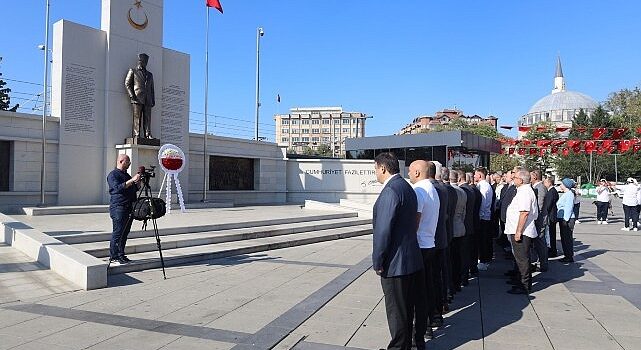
top-left (206, 0), bottom-right (223, 13)
top-left (277, 94), bottom-right (281, 103)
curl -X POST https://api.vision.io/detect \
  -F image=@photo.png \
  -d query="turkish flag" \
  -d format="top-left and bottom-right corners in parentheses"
top-left (597, 147), bottom-right (605, 155)
top-left (562, 148), bottom-right (570, 156)
top-left (518, 148), bottom-right (526, 155)
top-left (521, 140), bottom-right (532, 146)
top-left (567, 140), bottom-right (581, 148)
top-left (592, 128), bottom-right (607, 139)
top-left (518, 126), bottom-right (531, 132)
top-left (536, 140), bottom-right (552, 147)
top-left (585, 140), bottom-right (596, 152)
top-left (634, 144), bottom-right (641, 153)
top-left (552, 139), bottom-right (566, 147)
top-left (611, 128), bottom-right (627, 139)
top-left (556, 127), bottom-right (570, 132)
top-left (206, 0), bottom-right (223, 13)
top-left (602, 140), bottom-right (612, 149)
top-left (619, 140), bottom-right (631, 152)
top-left (529, 148), bottom-right (538, 155)
top-left (508, 148), bottom-right (515, 155)
top-left (551, 147), bottom-right (559, 154)
top-left (539, 148), bottom-right (546, 156)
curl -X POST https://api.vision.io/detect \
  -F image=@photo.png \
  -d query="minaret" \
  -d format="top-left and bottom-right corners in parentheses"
top-left (552, 56), bottom-right (566, 94)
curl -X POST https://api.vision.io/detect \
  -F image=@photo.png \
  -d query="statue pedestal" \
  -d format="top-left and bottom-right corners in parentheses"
top-left (125, 137), bottom-right (161, 147)
top-left (115, 143), bottom-right (162, 194)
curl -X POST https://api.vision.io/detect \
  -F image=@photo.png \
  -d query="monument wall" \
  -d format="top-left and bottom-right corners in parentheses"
top-left (52, 20), bottom-right (107, 205)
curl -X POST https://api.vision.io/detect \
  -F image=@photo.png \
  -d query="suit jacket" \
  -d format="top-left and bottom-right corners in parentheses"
top-left (542, 186), bottom-right (559, 224)
top-left (443, 182), bottom-right (458, 243)
top-left (430, 179), bottom-right (449, 249)
top-left (125, 67), bottom-right (155, 107)
top-left (499, 184), bottom-right (517, 222)
top-left (459, 183), bottom-right (477, 237)
top-left (372, 175), bottom-right (423, 278)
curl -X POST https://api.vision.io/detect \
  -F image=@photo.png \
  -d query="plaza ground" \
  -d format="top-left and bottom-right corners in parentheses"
top-left (1, 198), bottom-right (640, 349)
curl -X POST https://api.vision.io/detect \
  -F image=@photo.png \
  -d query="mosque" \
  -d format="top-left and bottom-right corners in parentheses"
top-left (518, 57), bottom-right (599, 137)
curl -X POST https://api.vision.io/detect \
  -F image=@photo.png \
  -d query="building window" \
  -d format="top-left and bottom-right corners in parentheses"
top-left (322, 128), bottom-right (330, 133)
top-left (301, 119), bottom-right (310, 125)
top-left (281, 128), bottom-right (289, 134)
top-left (312, 137), bottom-right (319, 142)
top-left (322, 137), bottom-right (330, 142)
top-left (291, 129), bottom-right (299, 134)
top-left (209, 155), bottom-right (255, 191)
top-left (342, 128), bottom-right (350, 133)
top-left (302, 137), bottom-right (310, 142)
top-left (292, 137), bottom-right (300, 142)
top-left (281, 137), bottom-right (288, 142)
top-left (301, 129), bottom-right (309, 134)
top-left (342, 119), bottom-right (350, 124)
top-left (334, 127), bottom-right (340, 132)
top-left (322, 119), bottom-right (330, 125)
top-left (291, 119), bottom-right (298, 125)
top-left (311, 119), bottom-right (320, 125)
top-left (333, 119), bottom-right (341, 124)
top-left (0, 141), bottom-right (9, 191)
top-left (352, 128), bottom-right (358, 133)
top-left (281, 119), bottom-right (289, 125)
top-left (312, 128), bottom-right (320, 134)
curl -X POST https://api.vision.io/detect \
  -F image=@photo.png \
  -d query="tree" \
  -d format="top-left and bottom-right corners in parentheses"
top-left (301, 146), bottom-right (315, 156)
top-left (490, 153), bottom-right (520, 173)
top-left (604, 87), bottom-right (641, 125)
top-left (420, 117), bottom-right (504, 140)
top-left (0, 57), bottom-right (11, 111)
top-left (315, 144), bottom-right (332, 157)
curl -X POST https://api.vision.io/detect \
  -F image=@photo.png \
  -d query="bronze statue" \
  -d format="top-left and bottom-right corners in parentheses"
top-left (125, 53), bottom-right (155, 139)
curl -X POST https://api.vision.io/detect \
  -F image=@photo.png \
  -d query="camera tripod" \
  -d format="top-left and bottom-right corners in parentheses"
top-left (132, 173), bottom-right (167, 279)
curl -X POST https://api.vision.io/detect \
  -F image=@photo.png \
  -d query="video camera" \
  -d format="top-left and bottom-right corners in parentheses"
top-left (137, 165), bottom-right (156, 184)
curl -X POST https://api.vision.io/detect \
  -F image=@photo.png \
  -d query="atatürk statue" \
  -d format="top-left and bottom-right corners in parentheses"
top-left (125, 53), bottom-right (155, 139)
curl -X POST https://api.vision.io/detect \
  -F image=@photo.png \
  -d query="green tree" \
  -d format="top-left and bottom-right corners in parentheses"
top-left (604, 87), bottom-right (641, 125)
top-left (301, 146), bottom-right (315, 155)
top-left (490, 153), bottom-right (520, 173)
top-left (420, 118), bottom-right (504, 140)
top-left (315, 144), bottom-right (332, 157)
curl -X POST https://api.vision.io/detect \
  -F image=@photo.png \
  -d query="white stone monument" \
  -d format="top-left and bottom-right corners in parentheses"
top-left (51, 0), bottom-right (190, 205)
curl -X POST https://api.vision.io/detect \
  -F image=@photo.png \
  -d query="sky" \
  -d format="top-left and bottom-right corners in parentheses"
top-left (1, 1), bottom-right (641, 141)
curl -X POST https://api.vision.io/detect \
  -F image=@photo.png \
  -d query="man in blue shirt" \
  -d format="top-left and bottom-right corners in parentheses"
top-left (107, 154), bottom-right (140, 265)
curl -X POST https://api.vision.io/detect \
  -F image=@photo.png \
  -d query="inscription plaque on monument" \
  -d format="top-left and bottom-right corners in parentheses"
top-left (63, 63), bottom-right (96, 134)
top-left (161, 84), bottom-right (186, 146)
top-left (209, 156), bottom-right (255, 191)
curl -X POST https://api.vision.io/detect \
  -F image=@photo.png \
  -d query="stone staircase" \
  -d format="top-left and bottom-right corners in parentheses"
top-left (57, 212), bottom-right (372, 275)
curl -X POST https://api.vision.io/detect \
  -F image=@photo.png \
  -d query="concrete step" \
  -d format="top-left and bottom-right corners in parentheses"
top-left (76, 217), bottom-right (372, 258)
top-left (23, 201), bottom-right (234, 216)
top-left (55, 212), bottom-right (359, 244)
top-left (106, 224), bottom-right (373, 275)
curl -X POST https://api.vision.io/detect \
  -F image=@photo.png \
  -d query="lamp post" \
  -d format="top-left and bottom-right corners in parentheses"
top-left (38, 0), bottom-right (51, 207)
top-left (254, 27), bottom-right (264, 141)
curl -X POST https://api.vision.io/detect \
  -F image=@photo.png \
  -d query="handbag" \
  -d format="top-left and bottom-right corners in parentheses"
top-left (132, 197), bottom-right (166, 221)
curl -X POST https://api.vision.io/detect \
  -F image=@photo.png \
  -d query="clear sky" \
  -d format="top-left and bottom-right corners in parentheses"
top-left (1, 1), bottom-right (641, 140)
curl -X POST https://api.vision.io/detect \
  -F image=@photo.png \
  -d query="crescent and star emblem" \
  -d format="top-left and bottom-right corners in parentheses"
top-left (128, 0), bottom-right (148, 30)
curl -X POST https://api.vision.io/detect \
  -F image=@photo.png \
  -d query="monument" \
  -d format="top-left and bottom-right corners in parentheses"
top-left (51, 0), bottom-right (190, 205)
top-left (124, 53), bottom-right (159, 146)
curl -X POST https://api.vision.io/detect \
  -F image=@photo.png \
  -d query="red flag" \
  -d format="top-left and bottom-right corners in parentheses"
top-left (592, 128), bottom-right (607, 139)
top-left (529, 148), bottom-right (537, 155)
top-left (634, 145), bottom-right (641, 153)
top-left (517, 148), bottom-right (525, 155)
top-left (562, 148), bottom-right (570, 156)
top-left (585, 140), bottom-right (596, 153)
top-left (555, 127), bottom-right (570, 132)
top-left (551, 147), bottom-right (559, 154)
top-left (619, 140), bottom-right (631, 152)
top-left (611, 128), bottom-right (627, 139)
top-left (508, 148), bottom-right (515, 155)
top-left (567, 140), bottom-right (581, 148)
top-left (206, 0), bottom-right (223, 13)
top-left (518, 126), bottom-right (531, 132)
top-left (552, 139), bottom-right (566, 147)
top-left (636, 127), bottom-right (641, 135)
top-left (602, 140), bottom-right (612, 149)
top-left (521, 140), bottom-right (532, 146)
top-left (536, 140), bottom-right (552, 147)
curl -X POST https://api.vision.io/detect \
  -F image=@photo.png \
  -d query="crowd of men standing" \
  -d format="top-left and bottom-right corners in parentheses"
top-left (371, 152), bottom-right (578, 350)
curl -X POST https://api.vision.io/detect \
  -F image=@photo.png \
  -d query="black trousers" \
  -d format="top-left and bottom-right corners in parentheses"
top-left (559, 219), bottom-right (576, 259)
top-left (421, 248), bottom-right (438, 320)
top-left (548, 220), bottom-right (558, 253)
top-left (595, 201), bottom-right (609, 221)
top-left (530, 220), bottom-right (548, 269)
top-left (623, 205), bottom-right (639, 228)
top-left (478, 219), bottom-right (493, 263)
top-left (449, 237), bottom-right (464, 291)
top-left (109, 206), bottom-right (133, 259)
top-left (508, 234), bottom-right (532, 290)
top-left (381, 270), bottom-right (424, 350)
top-left (433, 248), bottom-right (447, 313)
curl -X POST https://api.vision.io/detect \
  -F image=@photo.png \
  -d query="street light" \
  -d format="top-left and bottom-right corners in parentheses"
top-left (254, 27), bottom-right (264, 141)
top-left (38, 0), bottom-right (51, 207)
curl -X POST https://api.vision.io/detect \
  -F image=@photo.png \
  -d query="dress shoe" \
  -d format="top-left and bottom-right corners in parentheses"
top-left (429, 318), bottom-right (443, 328)
top-left (559, 257), bottom-right (574, 263)
top-left (548, 249), bottom-right (558, 258)
top-left (443, 304), bottom-right (450, 313)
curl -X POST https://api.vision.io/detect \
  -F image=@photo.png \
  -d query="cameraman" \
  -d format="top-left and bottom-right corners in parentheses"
top-left (107, 154), bottom-right (140, 265)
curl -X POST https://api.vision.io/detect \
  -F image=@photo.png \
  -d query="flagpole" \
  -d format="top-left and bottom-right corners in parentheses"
top-left (39, 0), bottom-right (50, 207)
top-left (202, 6), bottom-right (209, 202)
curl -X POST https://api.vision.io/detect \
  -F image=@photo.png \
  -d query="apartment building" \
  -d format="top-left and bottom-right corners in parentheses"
top-left (398, 109), bottom-right (498, 135)
top-left (274, 107), bottom-right (368, 157)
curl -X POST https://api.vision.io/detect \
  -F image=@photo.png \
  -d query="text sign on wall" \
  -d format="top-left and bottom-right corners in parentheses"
top-left (287, 160), bottom-right (382, 193)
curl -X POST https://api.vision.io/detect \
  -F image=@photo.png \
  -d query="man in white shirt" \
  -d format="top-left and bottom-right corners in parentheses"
top-left (408, 160), bottom-right (440, 331)
top-left (474, 167), bottom-right (494, 271)
top-left (505, 169), bottom-right (539, 294)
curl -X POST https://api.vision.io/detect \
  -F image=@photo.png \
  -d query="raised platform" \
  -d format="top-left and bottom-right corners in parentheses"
top-left (22, 201), bottom-right (233, 216)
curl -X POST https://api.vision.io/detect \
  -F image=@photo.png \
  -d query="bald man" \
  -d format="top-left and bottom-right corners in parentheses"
top-left (107, 154), bottom-right (141, 265)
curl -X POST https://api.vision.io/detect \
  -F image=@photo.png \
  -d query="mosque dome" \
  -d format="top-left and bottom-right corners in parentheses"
top-left (520, 57), bottom-right (598, 127)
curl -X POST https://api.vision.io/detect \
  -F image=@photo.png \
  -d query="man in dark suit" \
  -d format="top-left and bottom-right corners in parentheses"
top-left (372, 152), bottom-right (425, 350)
top-left (125, 53), bottom-right (155, 139)
top-left (498, 170), bottom-right (517, 251)
top-left (543, 175), bottom-right (559, 257)
top-left (459, 171), bottom-right (478, 283)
